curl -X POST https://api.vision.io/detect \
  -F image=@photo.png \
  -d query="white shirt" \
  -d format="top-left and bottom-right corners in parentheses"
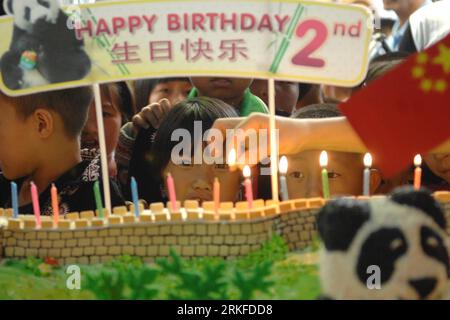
top-left (409, 0), bottom-right (450, 51)
top-left (386, 0), bottom-right (432, 51)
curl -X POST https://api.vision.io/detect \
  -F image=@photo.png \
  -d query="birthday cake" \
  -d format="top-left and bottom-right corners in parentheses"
top-left (0, 192), bottom-right (449, 265)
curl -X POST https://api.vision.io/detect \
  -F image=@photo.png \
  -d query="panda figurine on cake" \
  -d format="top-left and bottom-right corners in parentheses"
top-left (317, 187), bottom-right (450, 300)
top-left (0, 0), bottom-right (91, 90)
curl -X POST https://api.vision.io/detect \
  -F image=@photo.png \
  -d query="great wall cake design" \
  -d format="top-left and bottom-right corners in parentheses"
top-left (0, 192), bottom-right (449, 265)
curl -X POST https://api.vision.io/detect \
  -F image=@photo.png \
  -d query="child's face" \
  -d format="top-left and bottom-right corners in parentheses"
top-left (424, 154), bottom-right (450, 183)
top-left (250, 80), bottom-right (299, 114)
top-left (81, 90), bottom-right (122, 158)
top-left (148, 80), bottom-right (192, 106)
top-left (163, 159), bottom-right (241, 203)
top-left (190, 77), bottom-right (253, 102)
top-left (285, 150), bottom-right (365, 198)
top-left (0, 99), bottom-right (37, 180)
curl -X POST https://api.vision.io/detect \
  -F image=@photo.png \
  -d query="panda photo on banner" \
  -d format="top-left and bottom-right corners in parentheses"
top-left (0, 0), bottom-right (91, 90)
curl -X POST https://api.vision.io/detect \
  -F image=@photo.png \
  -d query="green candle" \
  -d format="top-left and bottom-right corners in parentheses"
top-left (320, 151), bottom-right (330, 199)
top-left (93, 181), bottom-right (104, 218)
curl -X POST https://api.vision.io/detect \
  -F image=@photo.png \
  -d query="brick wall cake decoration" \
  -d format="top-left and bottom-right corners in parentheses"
top-left (0, 191), bottom-right (449, 265)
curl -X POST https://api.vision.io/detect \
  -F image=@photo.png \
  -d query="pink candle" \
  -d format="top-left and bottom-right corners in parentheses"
top-left (243, 165), bottom-right (253, 209)
top-left (213, 177), bottom-right (220, 219)
top-left (51, 183), bottom-right (59, 227)
top-left (30, 182), bottom-right (41, 227)
top-left (166, 173), bottom-right (178, 212)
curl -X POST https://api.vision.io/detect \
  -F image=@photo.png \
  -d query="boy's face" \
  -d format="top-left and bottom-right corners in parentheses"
top-left (285, 150), bottom-right (365, 198)
top-left (424, 154), bottom-right (450, 183)
top-left (148, 80), bottom-right (192, 106)
top-left (190, 77), bottom-right (253, 102)
top-left (81, 90), bottom-right (122, 158)
top-left (0, 98), bottom-right (37, 180)
top-left (250, 80), bottom-right (299, 114)
top-left (163, 157), bottom-right (241, 204)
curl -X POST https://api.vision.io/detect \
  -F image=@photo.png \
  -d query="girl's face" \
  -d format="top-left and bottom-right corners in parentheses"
top-left (148, 80), bottom-right (193, 106)
top-left (81, 88), bottom-right (122, 158)
top-left (162, 159), bottom-right (241, 203)
top-left (424, 154), bottom-right (450, 183)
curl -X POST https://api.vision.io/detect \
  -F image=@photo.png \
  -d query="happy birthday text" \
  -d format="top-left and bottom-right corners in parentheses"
top-left (75, 12), bottom-right (291, 40)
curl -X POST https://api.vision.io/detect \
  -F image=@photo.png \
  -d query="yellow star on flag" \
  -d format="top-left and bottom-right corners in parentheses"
top-left (433, 44), bottom-right (450, 74)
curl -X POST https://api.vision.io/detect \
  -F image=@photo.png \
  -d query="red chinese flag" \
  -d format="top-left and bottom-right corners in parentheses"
top-left (340, 34), bottom-right (450, 177)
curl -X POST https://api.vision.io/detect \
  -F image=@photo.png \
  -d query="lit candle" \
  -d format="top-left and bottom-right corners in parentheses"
top-left (414, 154), bottom-right (422, 190)
top-left (279, 156), bottom-right (289, 201)
top-left (167, 173), bottom-right (178, 212)
top-left (51, 183), bottom-right (59, 227)
top-left (10, 181), bottom-right (18, 218)
top-left (93, 181), bottom-right (104, 218)
top-left (243, 165), bottom-right (253, 209)
top-left (320, 151), bottom-right (330, 199)
top-left (363, 153), bottom-right (372, 196)
top-left (131, 177), bottom-right (140, 217)
top-left (30, 182), bottom-right (41, 227)
top-left (228, 148), bottom-right (237, 167)
top-left (213, 177), bottom-right (220, 219)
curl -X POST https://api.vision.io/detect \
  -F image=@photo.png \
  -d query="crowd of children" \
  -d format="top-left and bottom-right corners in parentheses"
top-left (0, 0), bottom-right (449, 215)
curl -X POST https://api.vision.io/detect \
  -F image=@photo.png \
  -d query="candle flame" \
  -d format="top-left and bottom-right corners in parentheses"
top-left (279, 156), bottom-right (288, 174)
top-left (228, 148), bottom-right (237, 166)
top-left (414, 154), bottom-right (422, 167)
top-left (363, 153), bottom-right (372, 168)
top-left (319, 151), bottom-right (328, 167)
top-left (243, 165), bottom-right (251, 178)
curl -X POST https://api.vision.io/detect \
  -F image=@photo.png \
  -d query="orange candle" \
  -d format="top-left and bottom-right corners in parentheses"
top-left (51, 183), bottom-right (59, 227)
top-left (243, 165), bottom-right (253, 209)
top-left (413, 154), bottom-right (422, 190)
top-left (213, 177), bottom-right (220, 219)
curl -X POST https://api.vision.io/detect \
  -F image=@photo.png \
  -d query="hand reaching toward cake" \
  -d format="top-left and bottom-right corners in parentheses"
top-left (211, 113), bottom-right (368, 163)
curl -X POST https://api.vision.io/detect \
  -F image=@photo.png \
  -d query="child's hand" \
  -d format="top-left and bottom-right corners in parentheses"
top-left (131, 98), bottom-right (171, 134)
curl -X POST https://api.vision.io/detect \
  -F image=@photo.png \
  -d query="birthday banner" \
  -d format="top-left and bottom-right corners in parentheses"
top-left (0, 0), bottom-right (373, 96)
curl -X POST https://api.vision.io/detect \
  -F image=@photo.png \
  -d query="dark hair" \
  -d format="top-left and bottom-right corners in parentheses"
top-left (298, 83), bottom-right (313, 101)
top-left (134, 77), bottom-right (190, 111)
top-left (116, 81), bottom-right (136, 122)
top-left (291, 103), bottom-right (342, 119)
top-left (100, 82), bottom-right (134, 124)
top-left (129, 96), bottom-right (239, 203)
top-left (0, 86), bottom-right (93, 138)
top-left (366, 52), bottom-right (409, 84)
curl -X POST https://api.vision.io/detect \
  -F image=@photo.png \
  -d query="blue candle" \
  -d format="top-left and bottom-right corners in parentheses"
top-left (131, 177), bottom-right (140, 217)
top-left (11, 181), bottom-right (18, 218)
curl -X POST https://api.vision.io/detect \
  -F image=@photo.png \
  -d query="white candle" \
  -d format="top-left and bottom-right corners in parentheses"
top-left (363, 153), bottom-right (372, 196)
top-left (279, 156), bottom-right (289, 201)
